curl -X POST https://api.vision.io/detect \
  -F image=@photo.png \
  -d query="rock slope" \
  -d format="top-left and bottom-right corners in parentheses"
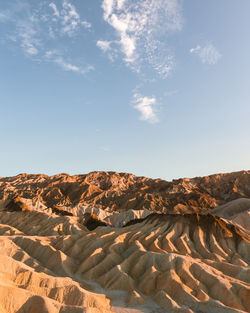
top-left (0, 170), bottom-right (249, 214)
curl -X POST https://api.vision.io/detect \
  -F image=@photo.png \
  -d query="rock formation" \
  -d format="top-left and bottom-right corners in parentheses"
top-left (0, 170), bottom-right (249, 312)
top-left (0, 170), bottom-right (249, 214)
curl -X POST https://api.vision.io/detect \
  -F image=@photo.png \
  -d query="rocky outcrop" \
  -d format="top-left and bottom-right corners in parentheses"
top-left (0, 170), bottom-right (249, 214)
top-left (5, 196), bottom-right (30, 212)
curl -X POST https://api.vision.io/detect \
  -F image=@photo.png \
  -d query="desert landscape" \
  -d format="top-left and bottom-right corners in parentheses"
top-left (1, 0), bottom-right (250, 312)
top-left (0, 170), bottom-right (249, 313)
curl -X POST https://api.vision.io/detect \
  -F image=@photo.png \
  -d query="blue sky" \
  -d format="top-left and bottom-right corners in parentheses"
top-left (0, 0), bottom-right (249, 180)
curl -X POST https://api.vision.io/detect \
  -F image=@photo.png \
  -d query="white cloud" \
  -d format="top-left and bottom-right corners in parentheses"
top-left (55, 57), bottom-right (81, 72)
top-left (97, 40), bottom-right (112, 52)
top-left (0, 12), bottom-right (10, 22)
top-left (45, 49), bottom-right (58, 58)
top-left (190, 43), bottom-right (222, 65)
top-left (17, 21), bottom-right (40, 56)
top-left (100, 0), bottom-right (183, 77)
top-left (49, 3), bottom-right (59, 17)
top-left (55, 57), bottom-right (94, 74)
top-left (81, 20), bottom-right (91, 29)
top-left (48, 0), bottom-right (91, 36)
top-left (61, 0), bottom-right (81, 36)
top-left (26, 46), bottom-right (39, 55)
top-left (133, 94), bottom-right (159, 123)
top-left (190, 46), bottom-right (200, 54)
top-left (102, 0), bottom-right (114, 20)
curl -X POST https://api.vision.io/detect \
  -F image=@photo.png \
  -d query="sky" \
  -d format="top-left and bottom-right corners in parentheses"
top-left (0, 0), bottom-right (250, 180)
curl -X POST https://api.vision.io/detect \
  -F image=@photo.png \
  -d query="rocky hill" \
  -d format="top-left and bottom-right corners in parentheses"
top-left (0, 170), bottom-right (249, 214)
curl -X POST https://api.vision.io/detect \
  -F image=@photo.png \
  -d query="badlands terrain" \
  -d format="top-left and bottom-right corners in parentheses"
top-left (0, 170), bottom-right (249, 313)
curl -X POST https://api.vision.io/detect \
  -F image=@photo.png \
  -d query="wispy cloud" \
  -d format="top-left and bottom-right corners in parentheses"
top-left (49, 0), bottom-right (91, 36)
top-left (96, 40), bottom-right (112, 52)
top-left (190, 43), bottom-right (222, 65)
top-left (49, 3), bottom-right (59, 17)
top-left (17, 20), bottom-right (40, 56)
top-left (55, 57), bottom-right (93, 73)
top-left (45, 50), bottom-right (94, 74)
top-left (81, 20), bottom-right (91, 29)
top-left (0, 0), bottom-right (93, 74)
top-left (100, 0), bottom-right (183, 78)
top-left (133, 93), bottom-right (159, 123)
top-left (0, 12), bottom-right (10, 22)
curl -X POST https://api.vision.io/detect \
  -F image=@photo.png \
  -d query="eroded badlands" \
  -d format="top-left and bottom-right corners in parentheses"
top-left (0, 171), bottom-right (249, 313)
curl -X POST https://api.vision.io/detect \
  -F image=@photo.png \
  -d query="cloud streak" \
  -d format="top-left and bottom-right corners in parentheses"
top-left (190, 43), bottom-right (222, 65)
top-left (45, 50), bottom-right (94, 74)
top-left (55, 57), bottom-right (93, 73)
top-left (17, 20), bottom-right (40, 56)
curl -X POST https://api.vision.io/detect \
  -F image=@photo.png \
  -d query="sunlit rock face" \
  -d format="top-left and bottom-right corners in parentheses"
top-left (1, 170), bottom-right (249, 214)
top-left (0, 171), bottom-right (249, 313)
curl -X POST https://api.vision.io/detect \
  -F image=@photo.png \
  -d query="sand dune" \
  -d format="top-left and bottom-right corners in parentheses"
top-left (0, 171), bottom-right (249, 312)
